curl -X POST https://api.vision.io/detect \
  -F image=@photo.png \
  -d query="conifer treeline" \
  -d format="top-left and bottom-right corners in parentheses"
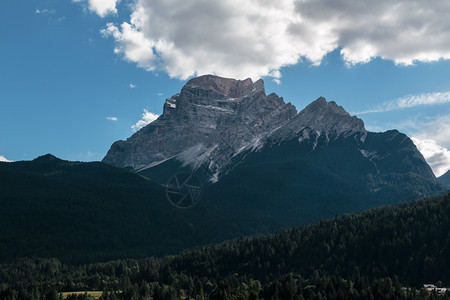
top-left (1, 193), bottom-right (449, 299)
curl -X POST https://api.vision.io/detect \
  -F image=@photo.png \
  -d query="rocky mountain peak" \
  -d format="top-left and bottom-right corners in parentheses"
top-left (298, 97), bottom-right (366, 135)
top-left (103, 75), bottom-right (295, 176)
top-left (272, 97), bottom-right (367, 143)
top-left (185, 75), bottom-right (264, 98)
top-left (103, 77), bottom-right (370, 180)
top-left (103, 76), bottom-right (433, 184)
top-left (304, 97), bottom-right (348, 116)
top-left (34, 154), bottom-right (60, 162)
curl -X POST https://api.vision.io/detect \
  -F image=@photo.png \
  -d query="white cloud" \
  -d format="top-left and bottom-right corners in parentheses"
top-left (102, 0), bottom-right (314, 80)
top-left (411, 137), bottom-right (450, 177)
top-left (356, 91), bottom-right (450, 114)
top-left (35, 8), bottom-right (56, 15)
top-left (102, 21), bottom-right (156, 71)
top-left (73, 0), bottom-right (119, 18)
top-left (101, 0), bottom-right (450, 80)
top-left (392, 114), bottom-right (450, 176)
top-left (129, 83), bottom-right (136, 88)
top-left (400, 115), bottom-right (450, 148)
top-left (132, 109), bottom-right (159, 132)
top-left (106, 116), bottom-right (118, 121)
top-left (294, 0), bottom-right (450, 66)
top-left (0, 155), bottom-right (13, 163)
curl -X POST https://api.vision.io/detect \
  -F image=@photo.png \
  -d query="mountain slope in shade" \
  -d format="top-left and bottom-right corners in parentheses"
top-left (0, 144), bottom-right (445, 264)
top-left (204, 128), bottom-right (445, 227)
top-left (0, 154), bottom-right (333, 263)
top-left (438, 170), bottom-right (450, 188)
top-left (0, 155), bottom-right (218, 262)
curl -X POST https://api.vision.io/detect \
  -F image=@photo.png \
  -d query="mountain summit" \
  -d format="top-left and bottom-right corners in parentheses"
top-left (103, 74), bottom-right (434, 184)
top-left (103, 75), bottom-right (297, 180)
top-left (185, 74), bottom-right (265, 97)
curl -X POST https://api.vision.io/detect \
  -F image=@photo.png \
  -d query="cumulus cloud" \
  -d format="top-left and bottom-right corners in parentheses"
top-left (411, 137), bottom-right (450, 177)
top-left (102, 21), bottom-right (156, 71)
top-left (408, 115), bottom-right (450, 149)
top-left (73, 0), bottom-right (119, 17)
top-left (102, 0), bottom-right (313, 80)
top-left (356, 91), bottom-right (450, 114)
top-left (132, 109), bottom-right (159, 132)
top-left (0, 155), bottom-right (13, 163)
top-left (101, 0), bottom-right (450, 80)
top-left (106, 116), bottom-right (118, 121)
top-left (295, 0), bottom-right (450, 66)
top-left (394, 115), bottom-right (450, 176)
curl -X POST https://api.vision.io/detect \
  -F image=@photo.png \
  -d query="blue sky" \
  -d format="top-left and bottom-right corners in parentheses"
top-left (1, 0), bottom-right (450, 176)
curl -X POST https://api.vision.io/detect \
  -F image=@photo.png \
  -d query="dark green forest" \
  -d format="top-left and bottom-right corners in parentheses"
top-left (2, 154), bottom-right (445, 266)
top-left (1, 192), bottom-right (449, 299)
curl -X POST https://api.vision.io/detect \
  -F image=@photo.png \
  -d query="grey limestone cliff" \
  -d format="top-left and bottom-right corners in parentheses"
top-left (103, 75), bottom-right (435, 182)
top-left (103, 75), bottom-right (297, 179)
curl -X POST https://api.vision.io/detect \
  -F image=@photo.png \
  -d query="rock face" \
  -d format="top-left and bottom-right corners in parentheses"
top-left (103, 74), bottom-right (435, 183)
top-left (103, 75), bottom-right (297, 179)
top-left (273, 97), bottom-right (367, 142)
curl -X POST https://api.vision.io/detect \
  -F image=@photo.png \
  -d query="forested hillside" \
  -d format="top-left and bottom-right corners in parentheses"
top-left (3, 153), bottom-right (444, 266)
top-left (0, 155), bottom-right (205, 262)
top-left (1, 192), bottom-right (449, 299)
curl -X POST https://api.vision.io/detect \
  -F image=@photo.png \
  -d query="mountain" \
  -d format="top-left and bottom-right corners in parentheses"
top-left (1, 76), bottom-right (446, 263)
top-left (103, 75), bottom-right (297, 181)
top-left (103, 75), bottom-right (444, 222)
top-left (103, 75), bottom-right (436, 184)
top-left (439, 170), bottom-right (450, 188)
top-left (204, 129), bottom-right (445, 227)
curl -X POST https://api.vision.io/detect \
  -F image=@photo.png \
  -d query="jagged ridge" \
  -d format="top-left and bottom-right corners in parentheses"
top-left (103, 75), bottom-right (297, 180)
top-left (103, 75), bottom-right (435, 183)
